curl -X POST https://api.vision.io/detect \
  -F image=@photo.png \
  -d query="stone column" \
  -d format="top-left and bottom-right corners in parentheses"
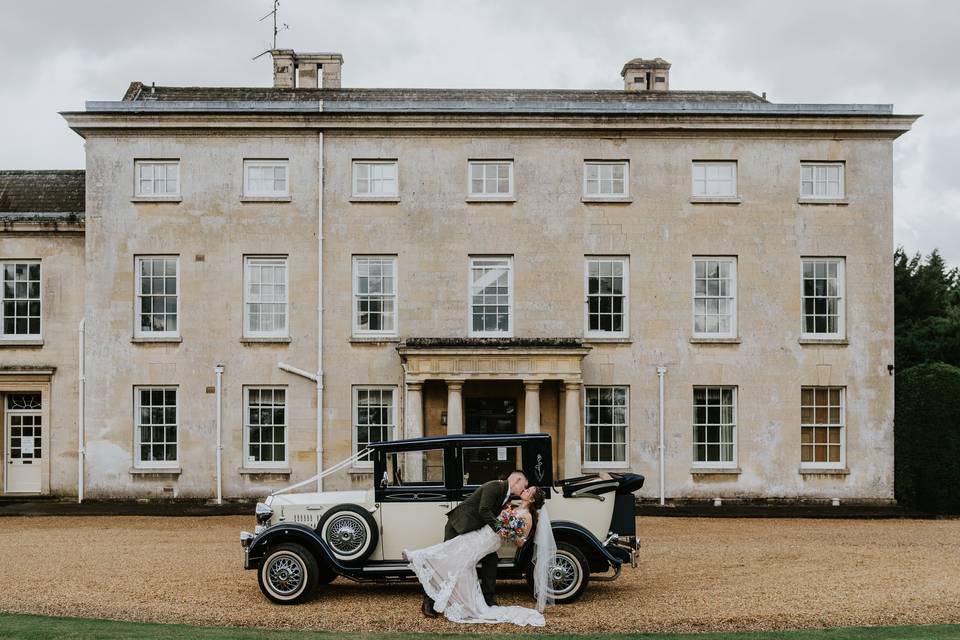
top-left (524, 381), bottom-right (541, 434)
top-left (405, 381), bottom-right (424, 481)
top-left (563, 381), bottom-right (582, 480)
top-left (446, 379), bottom-right (464, 435)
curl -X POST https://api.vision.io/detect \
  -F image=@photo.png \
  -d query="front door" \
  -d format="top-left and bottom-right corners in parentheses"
top-left (465, 398), bottom-right (516, 435)
top-left (5, 393), bottom-right (42, 493)
top-left (464, 398), bottom-right (518, 485)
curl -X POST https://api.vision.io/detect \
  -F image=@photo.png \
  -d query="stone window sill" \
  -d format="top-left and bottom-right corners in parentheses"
top-left (240, 337), bottom-right (292, 344)
top-left (584, 337), bottom-right (632, 344)
top-left (798, 338), bottom-right (849, 346)
top-left (131, 337), bottom-right (182, 344)
top-left (799, 467), bottom-right (850, 476)
top-left (797, 198), bottom-right (849, 205)
top-left (690, 196), bottom-right (742, 205)
top-left (131, 196), bottom-right (182, 204)
top-left (129, 466), bottom-right (182, 476)
top-left (239, 467), bottom-right (292, 476)
top-left (581, 197), bottom-right (633, 204)
top-left (349, 196), bottom-right (400, 203)
top-left (0, 339), bottom-right (44, 347)
top-left (691, 467), bottom-right (742, 476)
top-left (690, 337), bottom-right (741, 344)
top-left (349, 466), bottom-right (374, 475)
top-left (465, 197), bottom-right (517, 203)
top-left (582, 464), bottom-right (630, 473)
top-left (241, 195), bottom-right (291, 203)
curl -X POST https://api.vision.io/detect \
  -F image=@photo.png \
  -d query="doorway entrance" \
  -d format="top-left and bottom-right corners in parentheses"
top-left (463, 398), bottom-right (518, 483)
top-left (464, 397), bottom-right (516, 435)
top-left (4, 392), bottom-right (43, 493)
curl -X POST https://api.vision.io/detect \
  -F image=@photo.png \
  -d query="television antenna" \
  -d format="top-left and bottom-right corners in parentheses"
top-left (253, 0), bottom-right (289, 60)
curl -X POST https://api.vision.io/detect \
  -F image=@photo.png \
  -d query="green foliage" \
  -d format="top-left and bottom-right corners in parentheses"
top-left (894, 247), bottom-right (960, 370)
top-left (895, 362), bottom-right (960, 514)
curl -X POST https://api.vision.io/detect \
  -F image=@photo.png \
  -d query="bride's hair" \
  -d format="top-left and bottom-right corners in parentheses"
top-left (527, 487), bottom-right (547, 535)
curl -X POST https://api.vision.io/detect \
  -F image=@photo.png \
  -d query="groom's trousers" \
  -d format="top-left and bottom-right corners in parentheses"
top-left (424, 522), bottom-right (499, 609)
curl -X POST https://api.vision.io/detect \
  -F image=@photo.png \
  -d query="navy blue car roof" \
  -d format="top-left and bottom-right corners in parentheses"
top-left (367, 433), bottom-right (552, 449)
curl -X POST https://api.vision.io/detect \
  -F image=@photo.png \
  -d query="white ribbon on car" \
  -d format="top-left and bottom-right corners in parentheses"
top-left (270, 447), bottom-right (372, 496)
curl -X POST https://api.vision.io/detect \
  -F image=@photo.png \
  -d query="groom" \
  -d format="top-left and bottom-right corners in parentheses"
top-left (422, 470), bottom-right (529, 618)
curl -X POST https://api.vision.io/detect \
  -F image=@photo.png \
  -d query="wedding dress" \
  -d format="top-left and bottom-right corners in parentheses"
top-left (404, 506), bottom-right (548, 627)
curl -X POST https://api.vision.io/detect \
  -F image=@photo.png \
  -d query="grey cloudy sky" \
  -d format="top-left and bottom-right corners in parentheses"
top-left (1, 0), bottom-right (957, 266)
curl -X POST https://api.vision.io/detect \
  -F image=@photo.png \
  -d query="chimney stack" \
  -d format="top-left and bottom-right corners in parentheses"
top-left (621, 57), bottom-right (671, 92)
top-left (270, 50), bottom-right (344, 89)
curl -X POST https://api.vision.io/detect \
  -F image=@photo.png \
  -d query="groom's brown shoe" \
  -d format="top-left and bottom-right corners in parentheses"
top-left (422, 598), bottom-right (439, 618)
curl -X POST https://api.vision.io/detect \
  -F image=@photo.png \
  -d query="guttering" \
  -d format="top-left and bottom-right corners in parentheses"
top-left (78, 318), bottom-right (85, 504)
top-left (215, 364), bottom-right (224, 505)
top-left (656, 366), bottom-right (667, 506)
top-left (315, 130), bottom-right (325, 492)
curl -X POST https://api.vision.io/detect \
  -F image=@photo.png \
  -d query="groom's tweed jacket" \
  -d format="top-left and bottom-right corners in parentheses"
top-left (446, 479), bottom-right (508, 535)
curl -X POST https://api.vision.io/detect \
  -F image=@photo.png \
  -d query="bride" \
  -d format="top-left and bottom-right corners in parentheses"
top-left (403, 486), bottom-right (556, 626)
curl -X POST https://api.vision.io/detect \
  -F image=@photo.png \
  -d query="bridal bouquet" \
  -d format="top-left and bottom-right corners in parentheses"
top-left (495, 506), bottom-right (526, 542)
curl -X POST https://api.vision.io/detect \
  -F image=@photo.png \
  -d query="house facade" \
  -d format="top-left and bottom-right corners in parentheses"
top-left (0, 53), bottom-right (916, 502)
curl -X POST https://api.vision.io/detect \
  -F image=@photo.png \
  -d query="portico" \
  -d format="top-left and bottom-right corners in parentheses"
top-left (397, 339), bottom-right (590, 479)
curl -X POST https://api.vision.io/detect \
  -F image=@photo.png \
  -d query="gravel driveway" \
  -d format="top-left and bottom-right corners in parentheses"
top-left (0, 515), bottom-right (958, 634)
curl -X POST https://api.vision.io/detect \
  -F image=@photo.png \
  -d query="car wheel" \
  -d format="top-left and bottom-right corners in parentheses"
top-left (257, 543), bottom-right (320, 604)
top-left (317, 504), bottom-right (379, 564)
top-left (526, 541), bottom-right (590, 604)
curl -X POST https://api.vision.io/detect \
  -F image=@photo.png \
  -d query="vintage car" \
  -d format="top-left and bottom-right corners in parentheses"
top-left (240, 433), bottom-right (643, 604)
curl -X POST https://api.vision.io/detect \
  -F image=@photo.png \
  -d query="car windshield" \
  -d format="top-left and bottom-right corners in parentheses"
top-left (384, 448), bottom-right (444, 487)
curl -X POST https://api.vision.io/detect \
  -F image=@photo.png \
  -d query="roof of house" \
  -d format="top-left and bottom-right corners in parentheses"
top-left (120, 81), bottom-right (767, 105)
top-left (0, 170), bottom-right (85, 222)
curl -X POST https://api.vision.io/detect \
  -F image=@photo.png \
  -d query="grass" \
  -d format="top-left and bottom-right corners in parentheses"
top-left (0, 613), bottom-right (959, 640)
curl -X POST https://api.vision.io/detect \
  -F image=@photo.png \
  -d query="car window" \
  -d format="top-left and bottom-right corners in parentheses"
top-left (461, 445), bottom-right (521, 487)
top-left (384, 449), bottom-right (444, 487)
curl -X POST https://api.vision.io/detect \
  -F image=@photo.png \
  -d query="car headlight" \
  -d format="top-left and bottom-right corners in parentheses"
top-left (255, 502), bottom-right (273, 525)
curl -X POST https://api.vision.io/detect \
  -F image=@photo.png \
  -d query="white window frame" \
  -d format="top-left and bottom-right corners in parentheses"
top-left (1, 260), bottom-right (42, 340)
top-left (352, 386), bottom-right (397, 469)
top-left (134, 160), bottom-right (180, 197)
top-left (243, 386), bottom-right (288, 469)
top-left (243, 256), bottom-right (289, 339)
top-left (692, 161), bottom-right (738, 197)
top-left (800, 162), bottom-right (845, 200)
top-left (352, 256), bottom-right (399, 337)
top-left (133, 386), bottom-right (179, 469)
top-left (800, 386), bottom-right (846, 469)
top-left (352, 160), bottom-right (399, 198)
top-left (468, 256), bottom-right (513, 337)
top-left (692, 386), bottom-right (738, 469)
top-left (467, 160), bottom-right (514, 199)
top-left (243, 159), bottom-right (289, 198)
top-left (584, 257), bottom-right (629, 339)
top-left (134, 256), bottom-right (180, 339)
top-left (583, 161), bottom-right (629, 199)
top-left (692, 257), bottom-right (738, 339)
top-left (583, 385), bottom-right (630, 469)
top-left (801, 258), bottom-right (846, 340)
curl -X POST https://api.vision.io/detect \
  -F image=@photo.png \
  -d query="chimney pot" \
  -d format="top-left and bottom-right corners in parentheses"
top-left (270, 50), bottom-right (343, 89)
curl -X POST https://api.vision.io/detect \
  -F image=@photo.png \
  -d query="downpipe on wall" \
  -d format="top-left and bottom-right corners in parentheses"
top-left (316, 130), bottom-right (325, 492)
top-left (215, 364), bottom-right (224, 505)
top-left (657, 366), bottom-right (666, 506)
top-left (77, 318), bottom-right (85, 503)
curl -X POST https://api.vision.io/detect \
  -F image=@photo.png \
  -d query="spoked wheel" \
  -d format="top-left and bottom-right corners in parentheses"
top-left (526, 541), bottom-right (590, 604)
top-left (257, 543), bottom-right (320, 604)
top-left (317, 504), bottom-right (379, 564)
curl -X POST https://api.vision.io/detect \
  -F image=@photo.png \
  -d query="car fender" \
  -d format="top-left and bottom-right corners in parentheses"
top-left (246, 522), bottom-right (351, 574)
top-left (549, 520), bottom-right (623, 572)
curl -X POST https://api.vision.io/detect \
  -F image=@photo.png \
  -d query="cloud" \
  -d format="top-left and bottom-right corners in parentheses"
top-left (0, 0), bottom-right (956, 265)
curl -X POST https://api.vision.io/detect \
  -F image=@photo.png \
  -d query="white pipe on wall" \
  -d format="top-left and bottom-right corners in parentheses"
top-left (215, 364), bottom-right (224, 505)
top-left (657, 366), bottom-right (667, 506)
top-left (77, 318), bottom-right (85, 503)
top-left (316, 130), bottom-right (325, 493)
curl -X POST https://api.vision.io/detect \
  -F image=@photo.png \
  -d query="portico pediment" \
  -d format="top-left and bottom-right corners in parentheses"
top-left (397, 338), bottom-right (590, 383)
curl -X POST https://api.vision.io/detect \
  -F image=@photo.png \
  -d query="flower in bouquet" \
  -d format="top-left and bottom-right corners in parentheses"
top-left (496, 506), bottom-right (526, 542)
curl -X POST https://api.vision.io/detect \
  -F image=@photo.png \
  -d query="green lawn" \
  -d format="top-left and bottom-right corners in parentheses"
top-left (0, 613), bottom-right (959, 640)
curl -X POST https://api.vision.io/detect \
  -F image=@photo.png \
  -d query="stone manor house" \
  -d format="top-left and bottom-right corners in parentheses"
top-left (0, 52), bottom-right (916, 502)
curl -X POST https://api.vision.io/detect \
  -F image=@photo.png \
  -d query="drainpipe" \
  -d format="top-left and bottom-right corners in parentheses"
top-left (215, 364), bottom-right (224, 505)
top-left (657, 366), bottom-right (666, 506)
top-left (316, 130), bottom-right (325, 492)
top-left (77, 318), bottom-right (85, 504)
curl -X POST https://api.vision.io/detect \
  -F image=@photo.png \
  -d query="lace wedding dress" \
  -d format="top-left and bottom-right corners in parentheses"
top-left (404, 507), bottom-right (546, 627)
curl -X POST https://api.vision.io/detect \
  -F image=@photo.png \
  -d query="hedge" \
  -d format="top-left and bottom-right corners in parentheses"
top-left (895, 362), bottom-right (960, 514)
